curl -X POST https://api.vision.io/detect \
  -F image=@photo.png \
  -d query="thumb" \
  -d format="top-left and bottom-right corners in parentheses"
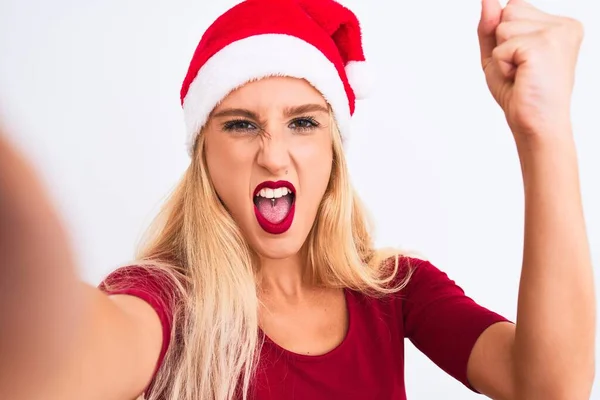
top-left (478, 0), bottom-right (503, 69)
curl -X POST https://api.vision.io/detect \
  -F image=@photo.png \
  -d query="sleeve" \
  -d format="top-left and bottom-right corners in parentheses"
top-left (400, 257), bottom-right (511, 391)
top-left (98, 265), bottom-right (177, 382)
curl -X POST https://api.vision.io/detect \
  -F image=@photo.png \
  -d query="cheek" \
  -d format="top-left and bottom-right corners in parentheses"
top-left (296, 140), bottom-right (333, 206)
top-left (205, 139), bottom-right (252, 213)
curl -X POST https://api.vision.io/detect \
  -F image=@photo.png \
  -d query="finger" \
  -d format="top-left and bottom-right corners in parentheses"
top-left (478, 0), bottom-right (503, 68)
top-left (495, 20), bottom-right (549, 45)
top-left (496, 57), bottom-right (516, 80)
top-left (502, 0), bottom-right (555, 23)
top-left (491, 32), bottom-right (538, 77)
top-left (507, 0), bottom-right (535, 7)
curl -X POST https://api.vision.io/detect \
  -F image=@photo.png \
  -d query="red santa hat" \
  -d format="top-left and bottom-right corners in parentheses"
top-left (180, 0), bottom-right (370, 155)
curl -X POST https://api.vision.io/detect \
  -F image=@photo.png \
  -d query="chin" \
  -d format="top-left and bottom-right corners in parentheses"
top-left (249, 230), bottom-right (307, 260)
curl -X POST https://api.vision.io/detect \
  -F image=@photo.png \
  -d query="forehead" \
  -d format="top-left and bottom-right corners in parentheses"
top-left (215, 76), bottom-right (328, 111)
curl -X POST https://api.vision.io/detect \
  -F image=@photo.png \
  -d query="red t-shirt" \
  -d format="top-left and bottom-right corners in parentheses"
top-left (99, 257), bottom-right (509, 399)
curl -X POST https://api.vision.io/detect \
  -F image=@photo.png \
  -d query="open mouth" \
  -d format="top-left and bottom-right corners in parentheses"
top-left (253, 180), bottom-right (296, 235)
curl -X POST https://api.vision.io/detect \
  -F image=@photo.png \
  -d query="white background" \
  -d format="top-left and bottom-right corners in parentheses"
top-left (1, 0), bottom-right (598, 398)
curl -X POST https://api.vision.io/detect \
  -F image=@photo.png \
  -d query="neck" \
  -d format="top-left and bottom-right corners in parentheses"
top-left (257, 252), bottom-right (311, 297)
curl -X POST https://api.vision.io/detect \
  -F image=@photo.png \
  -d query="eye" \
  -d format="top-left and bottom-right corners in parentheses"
top-left (222, 119), bottom-right (259, 133)
top-left (289, 117), bottom-right (320, 132)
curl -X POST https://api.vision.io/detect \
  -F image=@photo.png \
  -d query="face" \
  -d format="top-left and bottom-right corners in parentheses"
top-left (203, 77), bottom-right (333, 260)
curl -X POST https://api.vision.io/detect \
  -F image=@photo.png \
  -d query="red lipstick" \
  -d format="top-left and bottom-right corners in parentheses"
top-left (253, 180), bottom-right (296, 196)
top-left (253, 180), bottom-right (296, 235)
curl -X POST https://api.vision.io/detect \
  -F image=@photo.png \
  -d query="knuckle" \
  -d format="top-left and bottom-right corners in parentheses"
top-left (560, 17), bottom-right (584, 39)
top-left (538, 29), bottom-right (556, 47)
top-left (501, 5), bottom-right (518, 21)
top-left (491, 45), bottom-right (503, 61)
top-left (496, 22), bottom-right (507, 42)
top-left (570, 19), bottom-right (585, 40)
top-left (495, 23), bottom-right (509, 42)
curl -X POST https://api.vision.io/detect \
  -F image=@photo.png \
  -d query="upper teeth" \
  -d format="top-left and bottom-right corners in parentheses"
top-left (256, 187), bottom-right (291, 199)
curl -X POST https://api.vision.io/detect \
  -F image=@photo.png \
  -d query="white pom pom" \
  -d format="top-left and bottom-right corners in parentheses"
top-left (345, 60), bottom-right (372, 99)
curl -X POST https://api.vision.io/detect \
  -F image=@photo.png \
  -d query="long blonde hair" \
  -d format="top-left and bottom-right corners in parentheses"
top-left (126, 112), bottom-right (414, 400)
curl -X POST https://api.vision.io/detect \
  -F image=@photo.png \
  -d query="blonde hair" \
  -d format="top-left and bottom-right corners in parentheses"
top-left (125, 112), bottom-right (414, 400)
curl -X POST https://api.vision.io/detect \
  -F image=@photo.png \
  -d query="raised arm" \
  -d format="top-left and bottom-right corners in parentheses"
top-left (0, 131), bottom-right (164, 400)
top-left (467, 1), bottom-right (595, 399)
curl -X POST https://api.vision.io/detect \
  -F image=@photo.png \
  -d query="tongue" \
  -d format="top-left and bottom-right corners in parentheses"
top-left (256, 195), bottom-right (293, 223)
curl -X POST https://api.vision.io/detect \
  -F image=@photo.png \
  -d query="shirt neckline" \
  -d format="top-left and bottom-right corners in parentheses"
top-left (259, 288), bottom-right (355, 362)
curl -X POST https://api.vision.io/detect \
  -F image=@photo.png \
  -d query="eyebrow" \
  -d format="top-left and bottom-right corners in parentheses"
top-left (211, 108), bottom-right (259, 120)
top-left (211, 103), bottom-right (329, 120)
top-left (283, 104), bottom-right (329, 118)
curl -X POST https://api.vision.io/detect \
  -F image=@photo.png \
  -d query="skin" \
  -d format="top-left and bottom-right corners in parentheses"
top-left (204, 77), bottom-right (333, 278)
top-left (204, 77), bottom-right (346, 355)
top-left (0, 0), bottom-right (594, 399)
top-left (467, 1), bottom-right (594, 399)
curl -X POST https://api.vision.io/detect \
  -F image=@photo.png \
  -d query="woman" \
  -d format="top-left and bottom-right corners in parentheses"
top-left (0, 0), bottom-right (595, 399)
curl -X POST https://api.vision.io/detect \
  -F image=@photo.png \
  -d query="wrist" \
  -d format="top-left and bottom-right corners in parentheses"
top-left (513, 123), bottom-right (575, 157)
top-left (515, 133), bottom-right (580, 190)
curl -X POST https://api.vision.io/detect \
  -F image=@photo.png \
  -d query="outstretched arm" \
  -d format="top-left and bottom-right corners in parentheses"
top-left (467, 1), bottom-right (595, 399)
top-left (0, 131), bottom-right (164, 400)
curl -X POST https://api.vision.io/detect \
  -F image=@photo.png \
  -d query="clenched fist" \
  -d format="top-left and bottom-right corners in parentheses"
top-left (478, 0), bottom-right (584, 141)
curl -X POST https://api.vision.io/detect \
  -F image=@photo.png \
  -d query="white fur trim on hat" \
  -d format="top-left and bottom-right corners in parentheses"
top-left (345, 60), bottom-right (371, 100)
top-left (182, 34), bottom-right (351, 156)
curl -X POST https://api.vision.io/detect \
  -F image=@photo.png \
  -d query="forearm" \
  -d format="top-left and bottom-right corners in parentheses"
top-left (513, 133), bottom-right (595, 399)
top-left (0, 134), bottom-right (84, 398)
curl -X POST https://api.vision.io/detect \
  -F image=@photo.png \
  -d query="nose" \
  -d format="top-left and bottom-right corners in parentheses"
top-left (256, 130), bottom-right (291, 176)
